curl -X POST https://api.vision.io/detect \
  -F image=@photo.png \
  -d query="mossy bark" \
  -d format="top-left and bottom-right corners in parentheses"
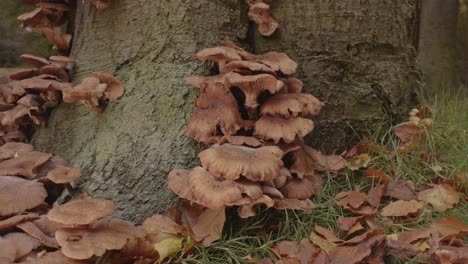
top-left (33, 0), bottom-right (420, 222)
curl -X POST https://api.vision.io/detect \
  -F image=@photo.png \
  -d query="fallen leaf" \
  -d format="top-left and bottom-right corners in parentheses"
top-left (329, 235), bottom-right (386, 264)
top-left (309, 231), bottom-right (336, 254)
top-left (384, 180), bottom-right (417, 201)
top-left (190, 207), bottom-right (225, 246)
top-left (455, 172), bottom-right (467, 193)
top-left (435, 246), bottom-right (468, 264)
top-left (380, 200), bottom-right (424, 218)
top-left (308, 148), bottom-right (347, 172)
top-left (364, 168), bottom-right (391, 183)
top-left (396, 228), bottom-right (430, 244)
top-left (153, 237), bottom-right (182, 260)
top-left (345, 222), bottom-right (364, 238)
top-left (367, 184), bottom-right (386, 208)
top-left (338, 217), bottom-right (360, 232)
top-left (430, 216), bottom-right (468, 240)
top-left (335, 191), bottom-right (368, 209)
top-left (417, 184), bottom-right (459, 212)
top-left (314, 225), bottom-right (343, 243)
top-left (386, 238), bottom-right (421, 258)
top-left (347, 154), bottom-right (371, 171)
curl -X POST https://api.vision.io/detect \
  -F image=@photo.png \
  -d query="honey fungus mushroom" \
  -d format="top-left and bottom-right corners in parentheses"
top-left (199, 143), bottom-right (284, 181)
top-left (47, 197), bottom-right (116, 225)
top-left (260, 93), bottom-right (324, 118)
top-left (0, 176), bottom-right (47, 216)
top-left (247, 2), bottom-right (279, 36)
top-left (227, 72), bottom-right (284, 109)
top-left (254, 116), bottom-right (314, 144)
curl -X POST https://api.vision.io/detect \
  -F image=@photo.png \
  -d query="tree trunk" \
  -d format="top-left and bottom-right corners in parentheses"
top-left (32, 0), bottom-right (420, 222)
top-left (418, 0), bottom-right (459, 87)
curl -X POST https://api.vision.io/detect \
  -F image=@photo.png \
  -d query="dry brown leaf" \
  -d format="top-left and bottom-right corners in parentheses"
top-left (329, 235), bottom-right (386, 264)
top-left (367, 184), bottom-right (386, 208)
top-left (435, 246), bottom-right (468, 264)
top-left (364, 168), bottom-right (391, 183)
top-left (345, 222), bottom-right (365, 238)
top-left (338, 217), bottom-right (360, 232)
top-left (308, 231), bottom-right (336, 254)
top-left (430, 216), bottom-right (468, 240)
top-left (335, 191), bottom-right (368, 209)
top-left (380, 200), bottom-right (424, 218)
top-left (314, 225), bottom-right (343, 243)
top-left (384, 180), bottom-right (417, 201)
top-left (417, 184), bottom-right (459, 212)
top-left (394, 122), bottom-right (422, 143)
top-left (191, 207), bottom-right (225, 246)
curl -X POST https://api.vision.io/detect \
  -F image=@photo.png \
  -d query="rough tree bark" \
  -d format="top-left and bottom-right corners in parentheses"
top-left (32, 0), bottom-right (420, 222)
top-left (418, 0), bottom-right (459, 86)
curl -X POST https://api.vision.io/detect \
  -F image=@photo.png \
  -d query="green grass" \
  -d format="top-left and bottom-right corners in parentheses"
top-left (174, 87), bottom-right (467, 264)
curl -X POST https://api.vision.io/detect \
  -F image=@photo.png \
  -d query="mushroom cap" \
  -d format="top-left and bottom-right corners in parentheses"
top-left (3, 232), bottom-right (41, 260)
top-left (184, 74), bottom-right (230, 92)
top-left (90, 0), bottom-right (112, 9)
top-left (15, 221), bottom-right (59, 248)
top-left (0, 151), bottom-right (52, 179)
top-left (0, 213), bottom-right (39, 233)
top-left (167, 169), bottom-right (196, 201)
top-left (0, 176), bottom-right (47, 216)
top-left (254, 116), bottom-right (314, 144)
top-left (39, 65), bottom-right (69, 82)
top-left (185, 91), bottom-right (244, 143)
top-left (0, 236), bottom-right (16, 262)
top-left (19, 251), bottom-right (93, 264)
top-left (189, 167), bottom-right (243, 209)
top-left (217, 135), bottom-right (262, 147)
top-left (33, 215), bottom-right (68, 237)
top-left (195, 46), bottom-right (242, 64)
top-left (40, 27), bottom-right (72, 51)
top-left (260, 93), bottom-right (324, 118)
top-left (221, 60), bottom-right (276, 75)
top-left (0, 142), bottom-right (33, 154)
top-left (199, 144), bottom-right (283, 181)
top-left (279, 78), bottom-right (303, 93)
top-left (255, 52), bottom-right (298, 75)
top-left (47, 198), bottom-right (116, 225)
top-left (288, 145), bottom-right (318, 179)
top-left (56, 218), bottom-right (139, 260)
top-left (46, 165), bottom-right (80, 184)
top-left (8, 69), bottom-right (39, 81)
top-left (248, 3), bottom-right (279, 37)
top-left (238, 195), bottom-right (275, 218)
top-left (91, 72), bottom-right (124, 102)
top-left (19, 54), bottom-right (51, 68)
top-left (227, 72), bottom-right (283, 109)
top-left (280, 177), bottom-right (316, 199)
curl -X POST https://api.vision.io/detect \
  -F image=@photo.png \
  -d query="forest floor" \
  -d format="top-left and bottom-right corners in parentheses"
top-left (179, 86), bottom-right (468, 264)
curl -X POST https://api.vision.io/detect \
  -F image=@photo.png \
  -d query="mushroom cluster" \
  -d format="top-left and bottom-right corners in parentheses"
top-left (169, 41), bottom-right (345, 218)
top-left (245, 0), bottom-right (279, 36)
top-left (17, 0), bottom-right (74, 52)
top-left (0, 54), bottom-right (124, 145)
top-left (0, 142), bottom-right (207, 263)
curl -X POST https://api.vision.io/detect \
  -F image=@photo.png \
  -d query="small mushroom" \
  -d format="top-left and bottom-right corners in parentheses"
top-left (188, 167), bottom-right (243, 209)
top-left (196, 46), bottom-right (242, 69)
top-left (279, 78), bottom-right (303, 93)
top-left (167, 169), bottom-right (196, 201)
top-left (0, 176), bottom-right (47, 216)
top-left (0, 236), bottom-right (16, 262)
top-left (19, 54), bottom-right (51, 69)
top-left (254, 52), bottom-right (298, 75)
top-left (248, 3), bottom-right (279, 37)
top-left (238, 195), bottom-right (274, 218)
top-left (47, 197), bottom-right (116, 225)
top-left (287, 145), bottom-right (318, 179)
top-left (39, 65), bottom-right (69, 82)
top-left (8, 69), bottom-right (39, 81)
top-left (254, 116), bottom-right (314, 144)
top-left (260, 93), bottom-right (324, 118)
top-left (0, 213), bottom-right (39, 233)
top-left (15, 221), bottom-right (60, 248)
top-left (90, 0), bottom-right (112, 9)
top-left (39, 27), bottom-right (72, 51)
top-left (62, 77), bottom-right (108, 111)
top-left (227, 72), bottom-right (283, 109)
top-left (221, 60), bottom-right (276, 75)
top-left (91, 72), bottom-right (124, 102)
top-left (199, 144), bottom-right (283, 181)
top-left (280, 177), bottom-right (316, 199)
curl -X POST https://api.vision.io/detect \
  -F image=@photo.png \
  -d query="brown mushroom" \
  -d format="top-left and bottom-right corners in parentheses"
top-left (0, 236), bottom-right (16, 262)
top-left (47, 197), bottom-right (116, 225)
top-left (0, 213), bottom-right (39, 233)
top-left (199, 144), bottom-right (283, 181)
top-left (39, 27), bottom-right (72, 51)
top-left (62, 77), bottom-right (108, 111)
top-left (254, 52), bottom-right (298, 75)
top-left (167, 169), bottom-right (196, 201)
top-left (8, 69), bottom-right (39, 81)
top-left (188, 167), bottom-right (243, 209)
top-left (279, 78), bottom-right (303, 93)
top-left (185, 89), bottom-right (244, 143)
top-left (49, 55), bottom-right (74, 69)
top-left (142, 214), bottom-right (185, 243)
top-left (260, 93), bottom-right (324, 118)
top-left (56, 218), bottom-right (140, 260)
top-left (221, 60), bottom-right (276, 75)
top-left (238, 195), bottom-right (274, 218)
top-left (0, 176), bottom-right (47, 216)
top-left (217, 135), bottom-right (262, 147)
top-left (248, 3), bottom-right (279, 37)
top-left (3, 233), bottom-right (41, 260)
top-left (91, 72), bottom-right (124, 102)
top-left (254, 116), bottom-right (314, 144)
top-left (15, 221), bottom-right (60, 248)
top-left (90, 0), bottom-right (112, 9)
top-left (184, 74), bottom-right (230, 92)
top-left (19, 54), bottom-right (51, 69)
top-left (287, 145), bottom-right (318, 179)
top-left (39, 65), bottom-right (69, 82)
top-left (0, 151), bottom-right (52, 179)
top-left (280, 177), bottom-right (316, 199)
top-left (19, 251), bottom-right (93, 264)
top-left (227, 72), bottom-right (283, 109)
top-left (196, 46), bottom-right (242, 69)
top-left (46, 165), bottom-right (80, 184)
